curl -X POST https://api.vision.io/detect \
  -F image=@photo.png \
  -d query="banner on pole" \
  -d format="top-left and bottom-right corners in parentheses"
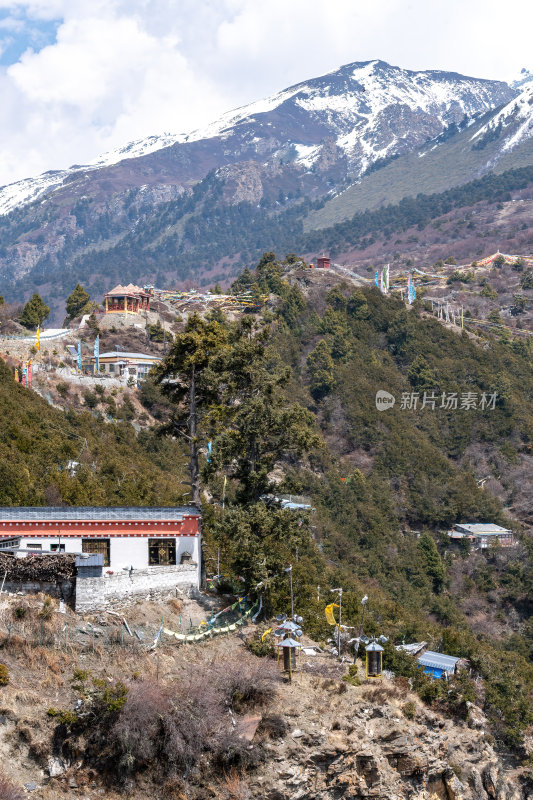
top-left (93, 335), bottom-right (99, 373)
top-left (77, 340), bottom-right (82, 371)
top-left (36, 327), bottom-right (40, 352)
top-left (325, 602), bottom-right (339, 626)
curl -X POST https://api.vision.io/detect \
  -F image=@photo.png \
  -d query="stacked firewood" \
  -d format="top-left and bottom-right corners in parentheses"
top-left (0, 553), bottom-right (76, 582)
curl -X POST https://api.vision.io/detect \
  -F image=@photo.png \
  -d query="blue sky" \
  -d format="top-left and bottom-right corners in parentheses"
top-left (0, 0), bottom-right (531, 187)
top-left (0, 9), bottom-right (59, 65)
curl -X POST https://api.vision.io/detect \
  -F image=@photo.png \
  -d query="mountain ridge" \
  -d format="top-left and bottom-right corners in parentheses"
top-left (0, 58), bottom-right (528, 311)
top-left (0, 59), bottom-right (515, 216)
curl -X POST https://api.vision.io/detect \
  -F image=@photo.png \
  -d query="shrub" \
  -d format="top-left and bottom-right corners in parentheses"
top-left (83, 391), bottom-right (99, 409)
top-left (256, 714), bottom-right (288, 740)
top-left (402, 701), bottom-right (416, 719)
top-left (0, 665), bottom-right (9, 686)
top-left (47, 708), bottom-right (78, 725)
top-left (342, 664), bottom-right (362, 686)
top-left (98, 654), bottom-right (278, 781)
top-left (246, 630), bottom-right (275, 658)
top-left (13, 606), bottom-right (27, 620)
top-left (39, 597), bottom-right (54, 619)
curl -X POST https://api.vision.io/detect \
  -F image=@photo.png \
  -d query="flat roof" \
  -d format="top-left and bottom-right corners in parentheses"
top-left (418, 650), bottom-right (460, 671)
top-left (97, 352), bottom-right (162, 360)
top-left (455, 523), bottom-right (511, 534)
top-left (0, 506), bottom-right (199, 521)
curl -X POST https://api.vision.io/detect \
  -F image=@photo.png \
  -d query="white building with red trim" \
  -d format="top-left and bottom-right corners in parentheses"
top-left (0, 506), bottom-right (201, 582)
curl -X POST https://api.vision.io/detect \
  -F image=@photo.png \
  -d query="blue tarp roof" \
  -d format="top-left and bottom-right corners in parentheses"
top-left (417, 650), bottom-right (460, 672)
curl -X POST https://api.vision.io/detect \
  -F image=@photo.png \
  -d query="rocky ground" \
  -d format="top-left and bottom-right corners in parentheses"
top-left (259, 666), bottom-right (528, 800)
top-left (0, 588), bottom-right (530, 799)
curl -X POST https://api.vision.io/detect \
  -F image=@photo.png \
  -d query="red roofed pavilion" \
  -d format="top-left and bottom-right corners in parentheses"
top-left (104, 284), bottom-right (151, 315)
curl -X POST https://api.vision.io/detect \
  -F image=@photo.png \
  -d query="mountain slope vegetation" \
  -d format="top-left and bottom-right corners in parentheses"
top-left (0, 358), bottom-right (188, 506)
top-left (2, 253), bottom-right (533, 752)
top-left (186, 256), bottom-right (533, 751)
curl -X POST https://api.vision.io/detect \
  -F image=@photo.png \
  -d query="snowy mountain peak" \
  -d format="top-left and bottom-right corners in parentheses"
top-left (511, 68), bottom-right (533, 90)
top-left (0, 59), bottom-right (517, 216)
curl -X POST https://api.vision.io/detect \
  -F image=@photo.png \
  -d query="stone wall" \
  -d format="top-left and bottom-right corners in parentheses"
top-left (2, 580), bottom-right (74, 600)
top-left (75, 564), bottom-right (198, 612)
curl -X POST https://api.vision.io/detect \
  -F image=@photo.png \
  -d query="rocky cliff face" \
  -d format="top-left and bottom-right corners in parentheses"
top-left (255, 669), bottom-right (530, 800)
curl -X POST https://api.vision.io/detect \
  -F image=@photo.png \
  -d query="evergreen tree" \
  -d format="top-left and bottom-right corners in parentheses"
top-left (154, 313), bottom-right (228, 506)
top-left (65, 283), bottom-right (91, 320)
top-left (19, 293), bottom-right (50, 329)
top-left (207, 317), bottom-right (319, 503)
top-left (307, 340), bottom-right (335, 398)
top-left (417, 531), bottom-right (446, 592)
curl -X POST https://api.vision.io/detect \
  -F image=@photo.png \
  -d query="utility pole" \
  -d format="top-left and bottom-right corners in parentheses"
top-left (286, 565), bottom-right (294, 617)
top-left (353, 595), bottom-right (368, 663)
top-left (331, 587), bottom-right (342, 657)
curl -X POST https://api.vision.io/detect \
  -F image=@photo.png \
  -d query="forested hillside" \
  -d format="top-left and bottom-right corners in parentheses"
top-left (2, 253), bottom-right (533, 752)
top-left (174, 255), bottom-right (533, 751)
top-left (0, 358), bottom-right (188, 506)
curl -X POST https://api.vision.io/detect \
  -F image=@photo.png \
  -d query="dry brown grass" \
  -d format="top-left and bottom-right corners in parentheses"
top-left (167, 597), bottom-right (182, 614)
top-left (218, 769), bottom-right (250, 800)
top-left (363, 682), bottom-right (403, 704)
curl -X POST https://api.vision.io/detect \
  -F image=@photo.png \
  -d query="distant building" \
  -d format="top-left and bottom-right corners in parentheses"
top-left (316, 256), bottom-right (331, 269)
top-left (85, 351), bottom-right (161, 380)
top-left (104, 284), bottom-right (151, 315)
top-left (417, 650), bottom-right (460, 679)
top-left (448, 523), bottom-right (514, 549)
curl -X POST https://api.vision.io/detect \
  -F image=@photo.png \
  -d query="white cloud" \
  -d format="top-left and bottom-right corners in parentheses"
top-left (0, 0), bottom-right (531, 185)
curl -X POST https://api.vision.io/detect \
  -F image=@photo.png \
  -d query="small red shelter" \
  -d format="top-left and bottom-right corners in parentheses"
top-left (317, 256), bottom-right (331, 269)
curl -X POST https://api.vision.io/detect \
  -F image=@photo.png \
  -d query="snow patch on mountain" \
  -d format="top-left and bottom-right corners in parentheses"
top-left (0, 131), bottom-right (189, 215)
top-left (0, 59), bottom-right (516, 217)
top-left (511, 68), bottom-right (533, 90)
top-left (470, 84), bottom-right (533, 154)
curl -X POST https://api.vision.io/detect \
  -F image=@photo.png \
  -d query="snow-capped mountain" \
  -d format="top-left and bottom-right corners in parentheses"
top-left (470, 80), bottom-right (533, 161)
top-left (511, 68), bottom-right (533, 90)
top-left (0, 58), bottom-right (526, 309)
top-left (0, 59), bottom-right (515, 216)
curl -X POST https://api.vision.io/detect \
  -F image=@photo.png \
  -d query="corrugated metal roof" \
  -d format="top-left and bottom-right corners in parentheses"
top-left (0, 506), bottom-right (199, 521)
top-left (455, 523), bottom-right (510, 534)
top-left (417, 650), bottom-right (459, 671)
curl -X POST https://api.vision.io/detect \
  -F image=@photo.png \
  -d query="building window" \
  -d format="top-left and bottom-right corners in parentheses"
top-left (27, 543), bottom-right (42, 551)
top-left (82, 539), bottom-right (110, 567)
top-left (108, 364), bottom-right (115, 373)
top-left (50, 543), bottom-right (66, 552)
top-left (149, 539), bottom-right (176, 566)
